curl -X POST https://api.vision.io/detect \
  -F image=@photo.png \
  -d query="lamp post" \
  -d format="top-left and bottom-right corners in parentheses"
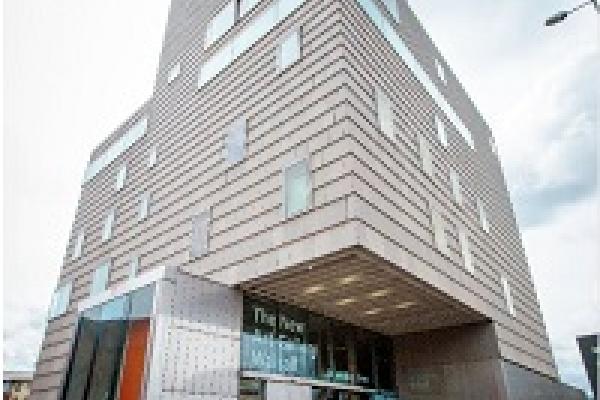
top-left (545, 0), bottom-right (599, 26)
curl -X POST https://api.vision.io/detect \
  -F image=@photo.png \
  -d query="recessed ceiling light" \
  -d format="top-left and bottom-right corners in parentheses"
top-left (340, 274), bottom-right (360, 285)
top-left (336, 298), bottom-right (356, 306)
top-left (370, 289), bottom-right (390, 298)
top-left (395, 301), bottom-right (416, 310)
top-left (304, 285), bottom-right (324, 294)
top-left (365, 308), bottom-right (382, 315)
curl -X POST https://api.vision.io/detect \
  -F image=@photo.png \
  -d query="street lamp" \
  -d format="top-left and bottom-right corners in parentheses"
top-left (545, 0), bottom-right (599, 26)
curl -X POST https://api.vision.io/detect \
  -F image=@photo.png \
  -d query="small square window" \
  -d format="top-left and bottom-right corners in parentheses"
top-left (502, 276), bottom-right (515, 316)
top-left (191, 209), bottom-right (211, 258)
top-left (225, 118), bottom-right (247, 164)
top-left (284, 160), bottom-right (311, 218)
top-left (72, 230), bottom-right (84, 260)
top-left (450, 169), bottom-right (462, 205)
top-left (376, 88), bottom-right (394, 140)
top-left (102, 209), bottom-right (115, 242)
top-left (278, 29), bottom-right (301, 70)
top-left (129, 257), bottom-right (139, 279)
top-left (478, 199), bottom-right (489, 233)
top-left (148, 145), bottom-right (158, 168)
top-left (139, 193), bottom-right (151, 221)
top-left (167, 62), bottom-right (181, 84)
top-left (115, 164), bottom-right (127, 191)
top-left (458, 227), bottom-right (473, 274)
top-left (435, 59), bottom-right (447, 85)
top-left (419, 136), bottom-right (433, 177)
top-left (431, 208), bottom-right (447, 255)
top-left (91, 262), bottom-right (110, 297)
top-left (435, 115), bottom-right (447, 147)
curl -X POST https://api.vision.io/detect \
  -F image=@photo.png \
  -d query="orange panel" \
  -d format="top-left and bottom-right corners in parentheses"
top-left (118, 319), bottom-right (150, 400)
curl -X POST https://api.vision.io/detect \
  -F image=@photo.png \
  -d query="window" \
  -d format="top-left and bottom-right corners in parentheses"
top-left (284, 160), bottom-right (311, 217)
top-left (239, 0), bottom-right (261, 16)
top-left (91, 263), bottom-right (110, 297)
top-left (376, 88), bottom-right (394, 140)
top-left (502, 276), bottom-right (515, 316)
top-left (435, 58), bottom-right (446, 85)
top-left (431, 208), bottom-right (447, 255)
top-left (148, 145), bottom-right (158, 168)
top-left (190, 209), bottom-right (211, 258)
top-left (450, 169), bottom-right (462, 205)
top-left (278, 28), bottom-right (301, 70)
top-left (478, 199), bottom-right (489, 232)
top-left (48, 282), bottom-right (71, 319)
top-left (84, 117), bottom-right (147, 183)
top-left (129, 257), bottom-right (139, 279)
top-left (205, 1), bottom-right (236, 49)
top-left (458, 227), bottom-right (473, 274)
top-left (167, 62), bottom-right (180, 84)
top-left (115, 164), bottom-right (127, 191)
top-left (102, 209), bottom-right (115, 242)
top-left (139, 193), bottom-right (151, 221)
top-left (419, 136), bottom-right (433, 176)
top-left (489, 137), bottom-right (498, 155)
top-left (225, 118), bottom-right (247, 164)
top-left (435, 115), bottom-right (447, 147)
top-left (381, 0), bottom-right (399, 21)
top-left (72, 230), bottom-right (84, 260)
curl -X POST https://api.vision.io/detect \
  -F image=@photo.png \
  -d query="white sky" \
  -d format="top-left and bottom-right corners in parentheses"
top-left (2, 0), bottom-right (599, 396)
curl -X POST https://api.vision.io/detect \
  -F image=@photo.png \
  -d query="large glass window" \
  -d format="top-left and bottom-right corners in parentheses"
top-left (241, 296), bottom-right (395, 390)
top-left (376, 88), bottom-right (394, 140)
top-left (102, 209), bottom-right (115, 242)
top-left (277, 29), bottom-right (301, 70)
top-left (225, 117), bottom-right (248, 164)
top-left (91, 263), bottom-right (110, 297)
top-left (190, 209), bottom-right (211, 257)
top-left (205, 1), bottom-right (236, 49)
top-left (284, 160), bottom-right (311, 217)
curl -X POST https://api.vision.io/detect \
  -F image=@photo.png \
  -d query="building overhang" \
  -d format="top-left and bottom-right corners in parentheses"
top-left (238, 246), bottom-right (486, 336)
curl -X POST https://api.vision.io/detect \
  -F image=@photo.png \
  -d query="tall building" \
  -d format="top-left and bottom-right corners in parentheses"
top-left (32, 0), bottom-right (585, 399)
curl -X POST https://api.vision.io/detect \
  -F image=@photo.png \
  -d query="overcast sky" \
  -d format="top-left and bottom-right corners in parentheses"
top-left (3, 0), bottom-right (599, 395)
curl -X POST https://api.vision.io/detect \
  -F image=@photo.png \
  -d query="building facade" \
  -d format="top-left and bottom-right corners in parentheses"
top-left (32, 0), bottom-right (585, 399)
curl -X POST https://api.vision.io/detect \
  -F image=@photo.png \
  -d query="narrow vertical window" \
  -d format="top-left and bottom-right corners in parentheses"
top-left (431, 208), bottom-right (447, 255)
top-left (435, 115), bottom-right (447, 147)
top-left (191, 209), bottom-right (211, 258)
top-left (450, 169), bottom-right (462, 205)
top-left (91, 262), bottom-right (110, 297)
top-left (148, 145), bottom-right (158, 168)
top-left (129, 256), bottom-right (139, 279)
top-left (502, 276), bottom-right (515, 316)
top-left (225, 118), bottom-right (247, 164)
top-left (489, 137), bottom-right (498, 155)
top-left (139, 193), bottom-right (151, 221)
top-left (284, 160), bottom-right (311, 218)
top-left (478, 199), bottom-right (489, 233)
top-left (435, 59), bottom-right (447, 85)
top-left (376, 88), bottom-right (394, 140)
top-left (278, 28), bottom-right (301, 70)
top-left (458, 227), bottom-right (473, 274)
top-left (72, 230), bottom-right (84, 260)
top-left (102, 209), bottom-right (115, 242)
top-left (115, 164), bottom-right (127, 191)
top-left (167, 62), bottom-right (180, 84)
top-left (48, 282), bottom-right (71, 320)
top-left (419, 136), bottom-right (433, 177)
